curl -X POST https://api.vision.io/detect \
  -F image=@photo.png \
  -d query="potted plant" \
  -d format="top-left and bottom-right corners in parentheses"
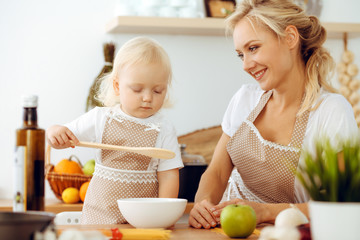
top-left (297, 137), bottom-right (360, 240)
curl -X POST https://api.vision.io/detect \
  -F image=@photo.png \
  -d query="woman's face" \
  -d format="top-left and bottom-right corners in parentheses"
top-left (114, 62), bottom-right (168, 118)
top-left (233, 18), bottom-right (294, 91)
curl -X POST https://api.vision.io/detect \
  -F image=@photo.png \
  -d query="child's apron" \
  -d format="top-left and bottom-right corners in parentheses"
top-left (81, 111), bottom-right (160, 224)
top-left (224, 91), bottom-right (309, 203)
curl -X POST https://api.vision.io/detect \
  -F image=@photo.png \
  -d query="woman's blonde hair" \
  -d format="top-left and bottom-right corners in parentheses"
top-left (97, 37), bottom-right (172, 107)
top-left (226, 0), bottom-right (336, 115)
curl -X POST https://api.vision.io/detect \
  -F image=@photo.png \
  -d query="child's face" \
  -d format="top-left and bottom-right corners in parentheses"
top-left (114, 62), bottom-right (168, 118)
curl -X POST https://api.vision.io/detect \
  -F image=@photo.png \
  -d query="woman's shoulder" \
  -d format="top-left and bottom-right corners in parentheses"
top-left (233, 83), bottom-right (265, 98)
top-left (228, 84), bottom-right (265, 112)
top-left (316, 90), bottom-right (352, 111)
top-left (307, 90), bottom-right (357, 136)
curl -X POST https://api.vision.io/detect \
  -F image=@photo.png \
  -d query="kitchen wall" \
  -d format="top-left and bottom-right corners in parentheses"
top-left (0, 0), bottom-right (359, 199)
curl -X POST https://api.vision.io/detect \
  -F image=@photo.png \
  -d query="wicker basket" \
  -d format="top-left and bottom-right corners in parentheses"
top-left (45, 145), bottom-right (92, 200)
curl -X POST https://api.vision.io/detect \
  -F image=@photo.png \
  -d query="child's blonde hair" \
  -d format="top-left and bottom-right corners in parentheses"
top-left (97, 37), bottom-right (172, 107)
top-left (226, 0), bottom-right (336, 115)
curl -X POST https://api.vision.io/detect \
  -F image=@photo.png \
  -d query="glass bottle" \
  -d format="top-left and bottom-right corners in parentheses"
top-left (13, 95), bottom-right (45, 211)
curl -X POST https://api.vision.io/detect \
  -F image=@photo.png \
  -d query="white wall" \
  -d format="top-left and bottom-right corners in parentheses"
top-left (0, 0), bottom-right (359, 199)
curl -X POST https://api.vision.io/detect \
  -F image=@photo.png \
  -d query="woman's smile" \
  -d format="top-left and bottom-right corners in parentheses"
top-left (252, 69), bottom-right (267, 81)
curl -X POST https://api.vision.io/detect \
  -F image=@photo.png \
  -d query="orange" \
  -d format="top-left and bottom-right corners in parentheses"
top-left (54, 155), bottom-right (83, 174)
top-left (79, 181), bottom-right (90, 202)
top-left (62, 187), bottom-right (80, 204)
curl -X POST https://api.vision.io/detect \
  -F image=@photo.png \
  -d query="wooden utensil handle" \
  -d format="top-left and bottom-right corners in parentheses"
top-left (70, 141), bottom-right (176, 160)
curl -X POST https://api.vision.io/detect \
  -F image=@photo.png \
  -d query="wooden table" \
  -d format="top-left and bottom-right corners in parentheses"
top-left (57, 215), bottom-right (261, 240)
top-left (0, 199), bottom-right (83, 213)
top-left (0, 199), bottom-right (194, 214)
top-left (1, 200), bottom-right (261, 239)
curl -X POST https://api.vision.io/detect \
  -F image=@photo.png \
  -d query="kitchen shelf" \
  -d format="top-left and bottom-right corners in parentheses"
top-left (106, 16), bottom-right (225, 36)
top-left (106, 16), bottom-right (360, 38)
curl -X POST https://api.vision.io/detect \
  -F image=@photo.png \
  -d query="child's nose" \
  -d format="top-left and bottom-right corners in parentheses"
top-left (143, 92), bottom-right (153, 102)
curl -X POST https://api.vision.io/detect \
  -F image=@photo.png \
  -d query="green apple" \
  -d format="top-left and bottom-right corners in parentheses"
top-left (220, 204), bottom-right (257, 238)
top-left (83, 159), bottom-right (95, 176)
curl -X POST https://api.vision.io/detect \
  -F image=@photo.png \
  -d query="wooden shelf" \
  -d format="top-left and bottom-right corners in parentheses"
top-left (106, 16), bottom-right (360, 38)
top-left (323, 22), bottom-right (360, 38)
top-left (106, 16), bottom-right (225, 36)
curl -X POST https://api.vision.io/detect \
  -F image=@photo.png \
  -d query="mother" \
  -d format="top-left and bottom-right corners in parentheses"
top-left (189, 0), bottom-right (357, 229)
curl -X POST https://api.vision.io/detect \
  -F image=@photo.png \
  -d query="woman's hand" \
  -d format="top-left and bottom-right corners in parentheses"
top-left (212, 199), bottom-right (269, 224)
top-left (46, 125), bottom-right (79, 149)
top-left (189, 199), bottom-right (219, 229)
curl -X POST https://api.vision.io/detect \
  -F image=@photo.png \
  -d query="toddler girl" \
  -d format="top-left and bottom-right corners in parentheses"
top-left (47, 37), bottom-right (183, 224)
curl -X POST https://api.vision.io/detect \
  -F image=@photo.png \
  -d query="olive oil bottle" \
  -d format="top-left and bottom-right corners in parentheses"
top-left (13, 95), bottom-right (45, 211)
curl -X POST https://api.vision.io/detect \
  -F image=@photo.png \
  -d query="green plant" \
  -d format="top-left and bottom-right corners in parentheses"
top-left (297, 137), bottom-right (360, 202)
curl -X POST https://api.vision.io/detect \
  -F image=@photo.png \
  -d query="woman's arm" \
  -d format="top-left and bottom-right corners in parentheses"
top-left (189, 133), bottom-right (234, 228)
top-left (212, 199), bottom-right (309, 224)
top-left (158, 168), bottom-right (179, 198)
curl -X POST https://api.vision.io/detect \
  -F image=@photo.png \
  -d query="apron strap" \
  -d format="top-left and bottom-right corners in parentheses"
top-left (247, 90), bottom-right (273, 123)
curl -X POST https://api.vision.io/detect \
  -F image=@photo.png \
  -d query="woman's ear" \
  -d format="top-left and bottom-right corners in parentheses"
top-left (113, 79), bottom-right (120, 96)
top-left (285, 25), bottom-right (299, 49)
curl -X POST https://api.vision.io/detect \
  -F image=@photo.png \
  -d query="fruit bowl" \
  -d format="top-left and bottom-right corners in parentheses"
top-left (117, 198), bottom-right (187, 228)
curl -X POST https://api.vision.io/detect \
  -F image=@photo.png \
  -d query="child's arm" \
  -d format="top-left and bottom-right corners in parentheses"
top-left (46, 125), bottom-right (79, 149)
top-left (157, 169), bottom-right (179, 198)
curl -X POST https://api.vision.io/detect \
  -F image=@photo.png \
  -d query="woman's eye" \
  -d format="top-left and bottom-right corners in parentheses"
top-left (249, 46), bottom-right (258, 52)
top-left (237, 53), bottom-right (244, 61)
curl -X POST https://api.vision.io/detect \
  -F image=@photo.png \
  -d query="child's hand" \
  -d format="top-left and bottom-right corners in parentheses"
top-left (46, 125), bottom-right (79, 149)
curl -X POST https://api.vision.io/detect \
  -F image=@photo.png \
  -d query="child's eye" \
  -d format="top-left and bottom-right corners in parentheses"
top-left (131, 88), bottom-right (142, 93)
top-left (154, 89), bottom-right (164, 94)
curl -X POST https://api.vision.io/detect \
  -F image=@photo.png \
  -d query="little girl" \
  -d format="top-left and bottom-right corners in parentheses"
top-left (46, 37), bottom-right (183, 224)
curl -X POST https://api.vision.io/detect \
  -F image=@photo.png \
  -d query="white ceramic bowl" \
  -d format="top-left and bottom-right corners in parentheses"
top-left (117, 198), bottom-right (187, 228)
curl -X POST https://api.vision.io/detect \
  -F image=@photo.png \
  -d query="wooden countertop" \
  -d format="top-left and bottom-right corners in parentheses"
top-left (0, 199), bottom-right (194, 214)
top-left (57, 214), bottom-right (262, 240)
top-left (2, 199), bottom-right (261, 239)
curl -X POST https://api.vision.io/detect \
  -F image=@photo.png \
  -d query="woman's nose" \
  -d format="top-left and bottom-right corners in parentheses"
top-left (242, 55), bottom-right (255, 72)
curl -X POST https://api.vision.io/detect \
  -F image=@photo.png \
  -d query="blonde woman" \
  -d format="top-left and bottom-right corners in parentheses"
top-left (189, 0), bottom-right (357, 228)
top-left (47, 37), bottom-right (183, 224)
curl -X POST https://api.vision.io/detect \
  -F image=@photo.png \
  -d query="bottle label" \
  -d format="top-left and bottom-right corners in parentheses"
top-left (13, 146), bottom-right (26, 212)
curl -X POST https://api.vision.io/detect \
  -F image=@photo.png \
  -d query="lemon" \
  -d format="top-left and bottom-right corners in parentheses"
top-left (62, 187), bottom-right (80, 204)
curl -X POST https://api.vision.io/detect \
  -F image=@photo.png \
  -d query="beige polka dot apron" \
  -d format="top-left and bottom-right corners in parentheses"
top-left (224, 91), bottom-right (309, 203)
top-left (81, 111), bottom-right (160, 224)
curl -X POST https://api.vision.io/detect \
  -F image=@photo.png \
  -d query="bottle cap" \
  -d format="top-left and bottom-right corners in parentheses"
top-left (22, 95), bottom-right (38, 108)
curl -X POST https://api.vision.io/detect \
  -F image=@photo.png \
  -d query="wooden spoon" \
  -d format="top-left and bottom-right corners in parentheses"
top-left (70, 141), bottom-right (176, 160)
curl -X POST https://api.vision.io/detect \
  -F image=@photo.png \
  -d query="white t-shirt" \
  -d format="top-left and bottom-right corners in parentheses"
top-left (64, 105), bottom-right (183, 172)
top-left (222, 84), bottom-right (358, 202)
